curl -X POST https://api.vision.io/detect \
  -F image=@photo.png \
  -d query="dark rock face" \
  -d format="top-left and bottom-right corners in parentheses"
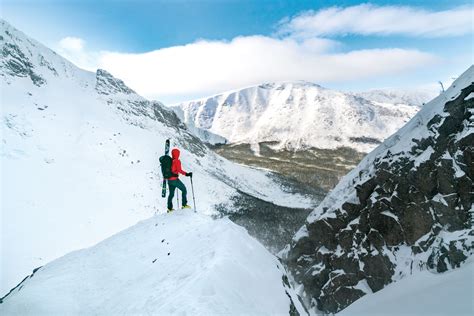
top-left (284, 78), bottom-right (474, 314)
top-left (96, 69), bottom-right (135, 95)
top-left (0, 25), bottom-right (47, 86)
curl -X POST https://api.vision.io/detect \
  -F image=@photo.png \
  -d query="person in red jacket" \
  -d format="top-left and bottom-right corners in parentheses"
top-left (167, 148), bottom-right (192, 212)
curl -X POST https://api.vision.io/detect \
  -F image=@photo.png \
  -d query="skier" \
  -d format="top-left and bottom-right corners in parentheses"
top-left (166, 148), bottom-right (192, 212)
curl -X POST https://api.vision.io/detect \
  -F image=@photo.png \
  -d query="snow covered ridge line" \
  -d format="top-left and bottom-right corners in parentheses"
top-left (0, 211), bottom-right (307, 315)
top-left (171, 81), bottom-right (428, 152)
top-left (282, 65), bottom-right (474, 314)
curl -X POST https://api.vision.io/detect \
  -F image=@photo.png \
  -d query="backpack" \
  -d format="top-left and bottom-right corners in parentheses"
top-left (159, 155), bottom-right (177, 179)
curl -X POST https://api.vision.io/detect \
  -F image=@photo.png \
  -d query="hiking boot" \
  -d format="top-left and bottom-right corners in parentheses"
top-left (167, 208), bottom-right (174, 213)
top-left (182, 205), bottom-right (191, 209)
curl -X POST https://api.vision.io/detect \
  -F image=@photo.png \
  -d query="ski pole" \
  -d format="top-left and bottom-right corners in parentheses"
top-left (190, 175), bottom-right (197, 213)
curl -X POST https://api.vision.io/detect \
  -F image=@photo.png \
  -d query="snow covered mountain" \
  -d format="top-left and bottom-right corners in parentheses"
top-left (0, 19), bottom-right (314, 297)
top-left (0, 211), bottom-right (306, 315)
top-left (282, 66), bottom-right (474, 314)
top-left (172, 81), bottom-right (424, 152)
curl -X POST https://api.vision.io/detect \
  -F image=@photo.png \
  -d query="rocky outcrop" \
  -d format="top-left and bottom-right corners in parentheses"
top-left (95, 69), bottom-right (135, 95)
top-left (94, 69), bottom-right (208, 157)
top-left (1, 18), bottom-right (82, 87)
top-left (283, 67), bottom-right (474, 314)
top-left (0, 22), bottom-right (46, 86)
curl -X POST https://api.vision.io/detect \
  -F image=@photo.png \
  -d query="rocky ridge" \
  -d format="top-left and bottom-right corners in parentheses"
top-left (282, 66), bottom-right (474, 314)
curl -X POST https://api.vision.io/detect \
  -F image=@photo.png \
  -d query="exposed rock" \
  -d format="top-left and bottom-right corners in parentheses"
top-left (0, 32), bottom-right (45, 86)
top-left (95, 69), bottom-right (135, 95)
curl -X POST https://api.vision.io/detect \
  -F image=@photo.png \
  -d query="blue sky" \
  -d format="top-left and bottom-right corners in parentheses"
top-left (3, 0), bottom-right (470, 51)
top-left (2, 0), bottom-right (473, 103)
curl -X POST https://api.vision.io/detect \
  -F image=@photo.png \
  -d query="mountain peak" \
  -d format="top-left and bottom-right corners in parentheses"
top-left (1, 19), bottom-right (48, 86)
top-left (0, 18), bottom-right (86, 86)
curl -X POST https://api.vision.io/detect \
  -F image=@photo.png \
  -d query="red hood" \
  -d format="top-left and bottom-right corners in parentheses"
top-left (171, 148), bottom-right (180, 159)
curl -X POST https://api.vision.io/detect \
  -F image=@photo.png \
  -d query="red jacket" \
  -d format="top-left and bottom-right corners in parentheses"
top-left (168, 148), bottom-right (187, 180)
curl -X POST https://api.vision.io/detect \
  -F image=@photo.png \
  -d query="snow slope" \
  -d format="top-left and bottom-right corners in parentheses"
top-left (0, 210), bottom-right (306, 315)
top-left (0, 19), bottom-right (314, 295)
top-left (172, 82), bottom-right (421, 152)
top-left (339, 260), bottom-right (473, 316)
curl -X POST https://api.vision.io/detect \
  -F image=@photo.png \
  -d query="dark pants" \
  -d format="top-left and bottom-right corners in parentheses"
top-left (167, 179), bottom-right (187, 209)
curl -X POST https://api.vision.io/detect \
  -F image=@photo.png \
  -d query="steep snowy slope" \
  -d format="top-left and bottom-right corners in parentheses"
top-left (0, 211), bottom-right (306, 315)
top-left (0, 19), bottom-right (314, 296)
top-left (339, 260), bottom-right (473, 316)
top-left (172, 82), bottom-right (420, 153)
top-left (283, 66), bottom-right (474, 313)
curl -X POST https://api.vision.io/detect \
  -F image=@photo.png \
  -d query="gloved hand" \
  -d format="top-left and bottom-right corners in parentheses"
top-left (186, 172), bottom-right (193, 177)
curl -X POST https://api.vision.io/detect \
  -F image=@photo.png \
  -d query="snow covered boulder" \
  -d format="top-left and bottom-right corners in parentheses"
top-left (283, 66), bottom-right (474, 314)
top-left (0, 210), bottom-right (305, 315)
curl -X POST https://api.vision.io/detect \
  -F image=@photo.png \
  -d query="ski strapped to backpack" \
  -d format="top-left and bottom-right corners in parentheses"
top-left (159, 139), bottom-right (174, 198)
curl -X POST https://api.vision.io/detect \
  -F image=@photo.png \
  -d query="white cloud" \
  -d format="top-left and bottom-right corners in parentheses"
top-left (56, 36), bottom-right (98, 71)
top-left (97, 36), bottom-right (338, 98)
top-left (96, 36), bottom-right (436, 102)
top-left (55, 4), bottom-right (463, 103)
top-left (279, 4), bottom-right (474, 38)
top-left (58, 36), bottom-right (85, 51)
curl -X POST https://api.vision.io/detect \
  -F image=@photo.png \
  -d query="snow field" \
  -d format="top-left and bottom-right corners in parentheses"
top-left (340, 260), bottom-right (474, 316)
